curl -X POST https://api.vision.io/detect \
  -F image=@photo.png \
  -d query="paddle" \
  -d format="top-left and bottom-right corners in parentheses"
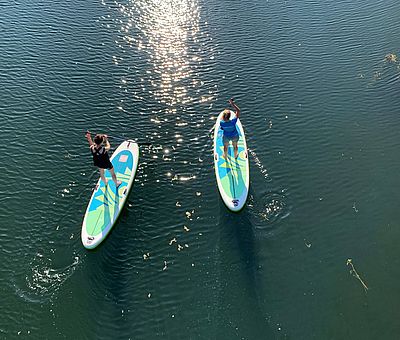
top-left (208, 98), bottom-right (236, 136)
top-left (86, 131), bottom-right (152, 146)
top-left (107, 134), bottom-right (152, 146)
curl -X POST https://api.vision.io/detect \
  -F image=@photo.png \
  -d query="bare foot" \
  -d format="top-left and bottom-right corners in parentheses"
top-left (103, 179), bottom-right (108, 186)
top-left (116, 181), bottom-right (122, 188)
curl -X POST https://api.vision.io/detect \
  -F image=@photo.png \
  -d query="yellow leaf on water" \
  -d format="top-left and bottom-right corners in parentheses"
top-left (385, 53), bottom-right (397, 63)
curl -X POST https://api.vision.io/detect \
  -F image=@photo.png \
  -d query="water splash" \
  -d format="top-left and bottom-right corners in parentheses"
top-left (13, 252), bottom-right (80, 303)
top-left (247, 192), bottom-right (290, 236)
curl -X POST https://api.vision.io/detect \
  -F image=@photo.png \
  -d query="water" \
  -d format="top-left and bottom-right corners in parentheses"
top-left (1, 0), bottom-right (400, 338)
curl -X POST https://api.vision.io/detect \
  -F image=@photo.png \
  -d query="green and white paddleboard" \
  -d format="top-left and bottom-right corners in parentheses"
top-left (213, 110), bottom-right (250, 211)
top-left (81, 140), bottom-right (139, 249)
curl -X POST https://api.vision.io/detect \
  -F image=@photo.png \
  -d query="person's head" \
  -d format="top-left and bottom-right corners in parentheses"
top-left (222, 109), bottom-right (231, 121)
top-left (94, 134), bottom-right (104, 146)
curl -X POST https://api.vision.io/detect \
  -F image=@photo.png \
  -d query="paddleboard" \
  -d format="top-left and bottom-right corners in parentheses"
top-left (81, 140), bottom-right (139, 249)
top-left (213, 110), bottom-right (250, 211)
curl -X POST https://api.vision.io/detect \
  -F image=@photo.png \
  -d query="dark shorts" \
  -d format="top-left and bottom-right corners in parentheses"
top-left (223, 134), bottom-right (239, 145)
top-left (94, 159), bottom-right (113, 170)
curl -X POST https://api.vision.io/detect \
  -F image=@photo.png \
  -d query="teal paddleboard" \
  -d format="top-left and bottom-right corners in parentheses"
top-left (81, 140), bottom-right (139, 249)
top-left (213, 110), bottom-right (250, 211)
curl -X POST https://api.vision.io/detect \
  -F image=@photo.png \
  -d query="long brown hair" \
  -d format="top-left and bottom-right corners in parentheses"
top-left (93, 134), bottom-right (104, 146)
top-left (222, 109), bottom-right (231, 121)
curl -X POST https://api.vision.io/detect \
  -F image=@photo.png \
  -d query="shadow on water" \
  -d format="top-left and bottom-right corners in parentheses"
top-left (217, 202), bottom-right (276, 339)
top-left (85, 203), bottom-right (140, 340)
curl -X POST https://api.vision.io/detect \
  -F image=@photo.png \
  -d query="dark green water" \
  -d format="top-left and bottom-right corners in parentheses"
top-left (1, 0), bottom-right (400, 339)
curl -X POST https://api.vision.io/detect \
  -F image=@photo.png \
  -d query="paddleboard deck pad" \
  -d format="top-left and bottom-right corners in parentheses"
top-left (81, 140), bottom-right (139, 249)
top-left (213, 110), bottom-right (250, 211)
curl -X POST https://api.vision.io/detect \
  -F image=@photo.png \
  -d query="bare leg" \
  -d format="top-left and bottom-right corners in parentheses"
top-left (223, 143), bottom-right (229, 159)
top-left (99, 168), bottom-right (108, 185)
top-left (233, 141), bottom-right (238, 159)
top-left (109, 168), bottom-right (122, 187)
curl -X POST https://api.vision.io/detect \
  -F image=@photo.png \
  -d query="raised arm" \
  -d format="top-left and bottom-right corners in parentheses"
top-left (86, 131), bottom-right (94, 147)
top-left (229, 98), bottom-right (240, 118)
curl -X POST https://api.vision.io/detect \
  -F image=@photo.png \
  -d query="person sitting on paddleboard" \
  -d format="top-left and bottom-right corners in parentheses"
top-left (85, 131), bottom-right (121, 188)
top-left (220, 98), bottom-right (241, 159)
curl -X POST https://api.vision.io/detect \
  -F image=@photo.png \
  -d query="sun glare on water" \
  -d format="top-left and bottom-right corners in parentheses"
top-left (118, 0), bottom-right (202, 106)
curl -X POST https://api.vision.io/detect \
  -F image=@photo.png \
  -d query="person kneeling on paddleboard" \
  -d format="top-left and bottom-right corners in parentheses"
top-left (220, 98), bottom-right (241, 159)
top-left (85, 131), bottom-right (121, 188)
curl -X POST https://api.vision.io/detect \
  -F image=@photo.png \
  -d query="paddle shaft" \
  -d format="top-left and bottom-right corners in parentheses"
top-left (86, 131), bottom-right (151, 146)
